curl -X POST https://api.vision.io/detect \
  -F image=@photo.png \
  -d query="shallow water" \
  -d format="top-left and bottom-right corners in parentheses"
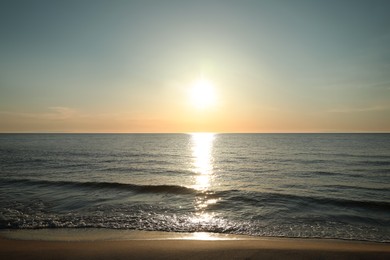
top-left (0, 133), bottom-right (389, 242)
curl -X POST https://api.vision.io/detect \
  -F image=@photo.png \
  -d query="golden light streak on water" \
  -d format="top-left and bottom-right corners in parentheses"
top-left (191, 133), bottom-right (215, 190)
top-left (190, 133), bottom-right (218, 225)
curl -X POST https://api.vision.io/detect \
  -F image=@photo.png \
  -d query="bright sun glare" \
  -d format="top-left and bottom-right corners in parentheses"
top-left (189, 78), bottom-right (216, 109)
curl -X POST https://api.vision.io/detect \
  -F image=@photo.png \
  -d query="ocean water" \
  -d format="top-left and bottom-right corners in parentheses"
top-left (0, 133), bottom-right (389, 242)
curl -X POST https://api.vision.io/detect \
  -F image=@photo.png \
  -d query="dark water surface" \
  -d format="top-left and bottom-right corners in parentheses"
top-left (0, 133), bottom-right (389, 242)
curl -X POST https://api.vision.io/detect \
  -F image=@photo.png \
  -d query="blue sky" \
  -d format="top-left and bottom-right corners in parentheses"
top-left (1, 0), bottom-right (389, 132)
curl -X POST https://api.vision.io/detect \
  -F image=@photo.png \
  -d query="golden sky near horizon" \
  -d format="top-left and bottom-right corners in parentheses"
top-left (0, 0), bottom-right (389, 133)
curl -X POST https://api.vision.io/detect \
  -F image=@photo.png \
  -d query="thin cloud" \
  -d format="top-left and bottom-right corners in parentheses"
top-left (0, 107), bottom-right (78, 120)
top-left (0, 107), bottom-right (139, 121)
top-left (46, 107), bottom-right (78, 119)
top-left (327, 105), bottom-right (389, 113)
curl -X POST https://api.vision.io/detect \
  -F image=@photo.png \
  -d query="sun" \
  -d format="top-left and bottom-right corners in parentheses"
top-left (189, 78), bottom-right (216, 109)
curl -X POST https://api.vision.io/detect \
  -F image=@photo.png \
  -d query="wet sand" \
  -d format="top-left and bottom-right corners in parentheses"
top-left (0, 229), bottom-right (389, 260)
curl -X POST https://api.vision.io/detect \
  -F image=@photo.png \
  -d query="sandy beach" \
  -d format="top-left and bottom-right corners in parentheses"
top-left (1, 229), bottom-right (389, 260)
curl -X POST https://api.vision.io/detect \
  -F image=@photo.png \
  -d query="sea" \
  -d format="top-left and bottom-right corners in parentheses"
top-left (0, 133), bottom-right (389, 242)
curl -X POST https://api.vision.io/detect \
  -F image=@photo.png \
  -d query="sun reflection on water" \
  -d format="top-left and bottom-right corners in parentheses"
top-left (191, 132), bottom-right (215, 190)
top-left (190, 133), bottom-right (219, 228)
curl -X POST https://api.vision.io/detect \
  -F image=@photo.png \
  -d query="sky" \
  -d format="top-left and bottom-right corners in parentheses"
top-left (0, 0), bottom-right (389, 133)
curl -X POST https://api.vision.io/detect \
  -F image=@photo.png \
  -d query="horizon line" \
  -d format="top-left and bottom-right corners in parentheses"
top-left (0, 131), bottom-right (389, 134)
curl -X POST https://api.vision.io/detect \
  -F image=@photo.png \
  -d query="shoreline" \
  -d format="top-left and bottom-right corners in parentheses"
top-left (1, 229), bottom-right (389, 260)
top-left (0, 228), bottom-right (258, 241)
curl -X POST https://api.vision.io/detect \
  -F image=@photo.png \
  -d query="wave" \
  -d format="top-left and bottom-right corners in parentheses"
top-left (225, 190), bottom-right (390, 212)
top-left (2, 178), bottom-right (389, 212)
top-left (357, 160), bottom-right (390, 166)
top-left (1, 178), bottom-right (197, 195)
